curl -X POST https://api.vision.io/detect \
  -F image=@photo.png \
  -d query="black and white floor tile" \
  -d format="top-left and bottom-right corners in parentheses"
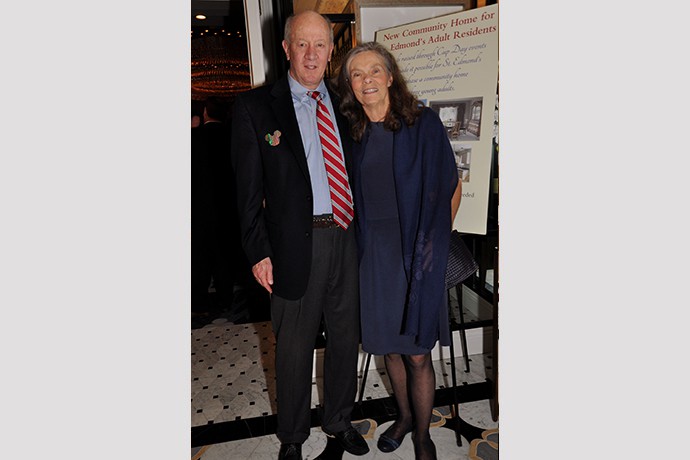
top-left (192, 282), bottom-right (497, 459)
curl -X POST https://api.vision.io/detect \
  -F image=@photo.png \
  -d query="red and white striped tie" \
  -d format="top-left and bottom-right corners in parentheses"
top-left (308, 90), bottom-right (354, 230)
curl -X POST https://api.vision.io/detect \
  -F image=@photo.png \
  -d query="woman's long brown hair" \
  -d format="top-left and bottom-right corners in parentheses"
top-left (333, 41), bottom-right (422, 142)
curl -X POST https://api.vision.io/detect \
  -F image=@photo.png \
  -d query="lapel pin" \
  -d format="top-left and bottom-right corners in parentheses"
top-left (265, 130), bottom-right (282, 146)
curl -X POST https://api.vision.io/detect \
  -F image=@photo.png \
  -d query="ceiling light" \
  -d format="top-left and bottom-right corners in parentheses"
top-left (195, 14), bottom-right (206, 20)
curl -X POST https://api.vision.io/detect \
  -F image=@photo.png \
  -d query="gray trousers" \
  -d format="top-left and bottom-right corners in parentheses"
top-left (271, 225), bottom-right (360, 444)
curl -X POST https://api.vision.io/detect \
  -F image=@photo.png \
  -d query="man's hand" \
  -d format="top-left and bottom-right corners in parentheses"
top-left (252, 257), bottom-right (274, 294)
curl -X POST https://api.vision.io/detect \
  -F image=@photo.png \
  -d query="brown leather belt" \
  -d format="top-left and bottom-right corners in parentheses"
top-left (313, 213), bottom-right (339, 228)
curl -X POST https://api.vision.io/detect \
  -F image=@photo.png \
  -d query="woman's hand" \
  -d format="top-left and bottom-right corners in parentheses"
top-left (451, 179), bottom-right (463, 223)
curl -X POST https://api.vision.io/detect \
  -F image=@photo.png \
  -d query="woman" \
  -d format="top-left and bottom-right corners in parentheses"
top-left (336, 42), bottom-right (462, 460)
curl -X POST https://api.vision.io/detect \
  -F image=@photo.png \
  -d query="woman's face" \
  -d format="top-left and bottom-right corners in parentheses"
top-left (347, 50), bottom-right (393, 115)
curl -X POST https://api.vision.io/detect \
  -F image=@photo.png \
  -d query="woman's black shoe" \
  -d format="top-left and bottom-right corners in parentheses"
top-left (376, 423), bottom-right (414, 453)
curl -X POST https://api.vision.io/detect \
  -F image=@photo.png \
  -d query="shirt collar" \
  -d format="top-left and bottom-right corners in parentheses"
top-left (287, 73), bottom-right (328, 104)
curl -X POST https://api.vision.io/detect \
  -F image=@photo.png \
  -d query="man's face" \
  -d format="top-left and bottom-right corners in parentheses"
top-left (282, 12), bottom-right (333, 90)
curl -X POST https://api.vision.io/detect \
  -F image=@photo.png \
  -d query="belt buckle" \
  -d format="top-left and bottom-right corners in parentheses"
top-left (313, 214), bottom-right (335, 228)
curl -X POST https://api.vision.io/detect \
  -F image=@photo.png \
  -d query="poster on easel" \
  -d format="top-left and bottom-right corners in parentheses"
top-left (375, 4), bottom-right (498, 235)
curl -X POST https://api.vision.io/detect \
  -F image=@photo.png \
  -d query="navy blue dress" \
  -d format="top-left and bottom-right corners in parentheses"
top-left (358, 122), bottom-right (445, 355)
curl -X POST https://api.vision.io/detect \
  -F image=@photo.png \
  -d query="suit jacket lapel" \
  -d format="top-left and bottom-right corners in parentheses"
top-left (270, 76), bottom-right (311, 183)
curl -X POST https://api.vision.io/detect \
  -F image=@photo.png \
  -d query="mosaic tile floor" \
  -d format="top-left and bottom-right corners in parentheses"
top-left (191, 314), bottom-right (498, 459)
top-left (192, 406), bottom-right (497, 460)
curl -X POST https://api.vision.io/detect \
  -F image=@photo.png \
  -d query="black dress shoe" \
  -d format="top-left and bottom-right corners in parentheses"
top-left (278, 443), bottom-right (302, 460)
top-left (332, 426), bottom-right (370, 456)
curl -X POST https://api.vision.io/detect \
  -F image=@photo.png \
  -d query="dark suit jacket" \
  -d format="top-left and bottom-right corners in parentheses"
top-left (230, 75), bottom-right (353, 300)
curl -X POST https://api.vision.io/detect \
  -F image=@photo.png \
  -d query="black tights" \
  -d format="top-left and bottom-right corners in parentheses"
top-left (384, 352), bottom-right (437, 460)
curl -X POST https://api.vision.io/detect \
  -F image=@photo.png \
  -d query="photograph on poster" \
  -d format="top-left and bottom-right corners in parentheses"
top-left (451, 142), bottom-right (472, 182)
top-left (430, 97), bottom-right (483, 142)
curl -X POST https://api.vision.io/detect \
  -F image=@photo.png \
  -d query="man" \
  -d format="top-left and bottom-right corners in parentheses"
top-left (191, 100), bottom-right (216, 318)
top-left (230, 10), bottom-right (369, 460)
top-left (198, 97), bottom-right (254, 323)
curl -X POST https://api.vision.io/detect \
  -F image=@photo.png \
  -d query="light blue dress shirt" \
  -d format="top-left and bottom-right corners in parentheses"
top-left (287, 74), bottom-right (344, 216)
